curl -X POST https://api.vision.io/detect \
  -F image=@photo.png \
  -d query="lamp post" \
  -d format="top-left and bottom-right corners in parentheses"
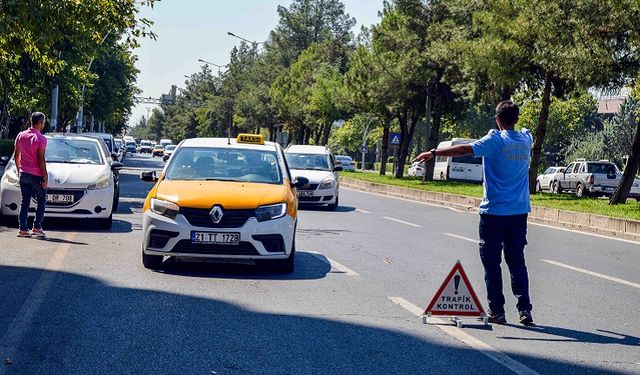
top-left (75, 31), bottom-right (111, 133)
top-left (227, 32), bottom-right (264, 49)
top-left (197, 59), bottom-right (227, 75)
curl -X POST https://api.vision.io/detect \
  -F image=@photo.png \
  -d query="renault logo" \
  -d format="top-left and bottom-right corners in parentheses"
top-left (210, 206), bottom-right (224, 224)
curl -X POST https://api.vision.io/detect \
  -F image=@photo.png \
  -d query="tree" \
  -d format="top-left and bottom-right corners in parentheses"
top-left (610, 94), bottom-right (640, 204)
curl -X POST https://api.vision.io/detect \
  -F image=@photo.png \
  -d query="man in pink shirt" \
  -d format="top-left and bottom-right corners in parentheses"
top-left (14, 112), bottom-right (49, 238)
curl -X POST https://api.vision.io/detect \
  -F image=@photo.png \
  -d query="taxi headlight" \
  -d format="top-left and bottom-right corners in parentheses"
top-left (255, 203), bottom-right (287, 222)
top-left (2, 168), bottom-right (20, 186)
top-left (150, 198), bottom-right (179, 219)
top-left (87, 173), bottom-right (111, 190)
top-left (319, 178), bottom-right (336, 190)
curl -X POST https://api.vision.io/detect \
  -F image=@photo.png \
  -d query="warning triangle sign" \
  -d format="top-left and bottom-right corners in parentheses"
top-left (424, 261), bottom-right (485, 317)
top-left (391, 135), bottom-right (400, 144)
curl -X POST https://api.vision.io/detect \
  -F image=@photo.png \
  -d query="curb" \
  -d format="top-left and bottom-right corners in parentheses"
top-left (341, 177), bottom-right (640, 243)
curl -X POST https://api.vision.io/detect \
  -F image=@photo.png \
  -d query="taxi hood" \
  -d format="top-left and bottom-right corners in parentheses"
top-left (154, 180), bottom-right (288, 209)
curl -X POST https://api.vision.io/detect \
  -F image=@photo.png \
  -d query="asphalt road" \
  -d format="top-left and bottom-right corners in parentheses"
top-left (0, 153), bottom-right (638, 374)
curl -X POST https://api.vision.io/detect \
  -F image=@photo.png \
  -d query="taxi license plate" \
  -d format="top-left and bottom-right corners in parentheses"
top-left (298, 191), bottom-right (314, 197)
top-left (47, 194), bottom-right (74, 204)
top-left (191, 232), bottom-right (240, 245)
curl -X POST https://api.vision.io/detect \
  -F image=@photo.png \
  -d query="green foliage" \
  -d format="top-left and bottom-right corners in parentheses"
top-left (0, 139), bottom-right (14, 156)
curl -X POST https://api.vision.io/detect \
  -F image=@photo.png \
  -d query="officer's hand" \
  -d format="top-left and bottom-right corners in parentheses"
top-left (412, 151), bottom-right (433, 163)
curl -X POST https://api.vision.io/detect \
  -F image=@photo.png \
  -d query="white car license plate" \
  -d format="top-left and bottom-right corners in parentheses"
top-left (46, 194), bottom-right (74, 204)
top-left (298, 191), bottom-right (314, 197)
top-left (191, 232), bottom-right (240, 245)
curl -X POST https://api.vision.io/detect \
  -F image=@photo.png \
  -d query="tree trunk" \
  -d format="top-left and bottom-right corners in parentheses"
top-left (528, 74), bottom-right (553, 194)
top-left (424, 94), bottom-right (444, 182)
top-left (380, 125), bottom-right (390, 176)
top-left (610, 120), bottom-right (640, 204)
top-left (0, 76), bottom-right (8, 139)
top-left (395, 109), bottom-right (421, 179)
top-left (421, 94), bottom-right (432, 181)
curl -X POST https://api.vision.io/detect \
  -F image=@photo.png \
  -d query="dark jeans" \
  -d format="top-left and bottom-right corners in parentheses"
top-left (19, 172), bottom-right (46, 231)
top-left (479, 214), bottom-right (532, 314)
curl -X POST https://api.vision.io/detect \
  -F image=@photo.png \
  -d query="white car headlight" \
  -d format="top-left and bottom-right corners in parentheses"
top-left (150, 198), bottom-right (179, 219)
top-left (2, 168), bottom-right (20, 186)
top-left (319, 178), bottom-right (336, 190)
top-left (87, 173), bottom-right (112, 190)
top-left (255, 203), bottom-right (287, 222)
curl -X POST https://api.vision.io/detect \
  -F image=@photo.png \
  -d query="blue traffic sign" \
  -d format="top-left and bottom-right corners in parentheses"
top-left (361, 146), bottom-right (368, 153)
top-left (390, 132), bottom-right (401, 146)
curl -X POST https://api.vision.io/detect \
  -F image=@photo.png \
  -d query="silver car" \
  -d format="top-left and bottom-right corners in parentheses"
top-left (536, 166), bottom-right (565, 192)
top-left (335, 155), bottom-right (356, 171)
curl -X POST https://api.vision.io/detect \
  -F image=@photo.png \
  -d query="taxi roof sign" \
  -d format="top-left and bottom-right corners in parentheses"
top-left (237, 134), bottom-right (264, 145)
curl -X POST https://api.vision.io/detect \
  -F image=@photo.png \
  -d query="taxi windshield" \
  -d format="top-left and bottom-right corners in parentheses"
top-left (46, 138), bottom-right (103, 165)
top-left (166, 147), bottom-right (282, 184)
top-left (285, 153), bottom-right (331, 171)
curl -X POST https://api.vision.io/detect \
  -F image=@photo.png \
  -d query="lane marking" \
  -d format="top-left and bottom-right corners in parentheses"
top-left (529, 222), bottom-right (640, 245)
top-left (345, 187), bottom-right (640, 245)
top-left (540, 259), bottom-right (640, 289)
top-left (355, 208), bottom-right (371, 214)
top-left (0, 232), bottom-right (77, 372)
top-left (383, 216), bottom-right (422, 228)
top-left (342, 187), bottom-right (464, 213)
top-left (388, 297), bottom-right (540, 375)
top-left (307, 251), bottom-right (360, 276)
top-left (444, 233), bottom-right (479, 244)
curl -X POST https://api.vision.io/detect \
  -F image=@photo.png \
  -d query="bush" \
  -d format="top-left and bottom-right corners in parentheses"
top-left (0, 139), bottom-right (14, 157)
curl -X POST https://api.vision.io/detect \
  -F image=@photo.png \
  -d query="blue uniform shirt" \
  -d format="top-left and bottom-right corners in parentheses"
top-left (471, 129), bottom-right (533, 216)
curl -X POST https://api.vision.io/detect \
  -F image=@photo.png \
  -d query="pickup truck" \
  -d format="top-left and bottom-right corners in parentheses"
top-left (552, 159), bottom-right (621, 197)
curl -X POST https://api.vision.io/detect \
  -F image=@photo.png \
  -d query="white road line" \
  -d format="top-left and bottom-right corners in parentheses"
top-left (529, 222), bottom-right (640, 245)
top-left (388, 297), bottom-right (540, 375)
top-left (443, 233), bottom-right (479, 244)
top-left (342, 187), bottom-right (464, 213)
top-left (355, 208), bottom-right (371, 214)
top-left (0, 232), bottom-right (76, 373)
top-left (308, 252), bottom-right (360, 276)
top-left (383, 216), bottom-right (422, 228)
top-left (540, 259), bottom-right (640, 289)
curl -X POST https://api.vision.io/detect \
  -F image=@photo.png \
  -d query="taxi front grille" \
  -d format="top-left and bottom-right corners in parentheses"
top-left (179, 207), bottom-right (255, 228)
top-left (170, 240), bottom-right (259, 256)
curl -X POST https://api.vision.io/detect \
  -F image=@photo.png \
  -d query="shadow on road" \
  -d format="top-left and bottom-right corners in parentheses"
top-left (299, 205), bottom-right (356, 213)
top-left (0, 264), bottom-right (629, 374)
top-left (500, 324), bottom-right (640, 346)
top-left (156, 251), bottom-right (331, 281)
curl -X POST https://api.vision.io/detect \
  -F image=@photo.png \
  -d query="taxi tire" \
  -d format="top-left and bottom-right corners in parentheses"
top-left (142, 250), bottom-right (164, 270)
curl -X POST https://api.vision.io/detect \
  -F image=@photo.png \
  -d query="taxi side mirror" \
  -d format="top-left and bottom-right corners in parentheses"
top-left (141, 171), bottom-right (157, 182)
top-left (0, 156), bottom-right (8, 166)
top-left (292, 176), bottom-right (310, 190)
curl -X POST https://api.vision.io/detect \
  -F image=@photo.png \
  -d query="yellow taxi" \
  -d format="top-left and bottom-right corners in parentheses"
top-left (140, 134), bottom-right (309, 272)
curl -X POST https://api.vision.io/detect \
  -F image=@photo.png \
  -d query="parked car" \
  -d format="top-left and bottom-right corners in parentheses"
top-left (160, 138), bottom-right (173, 147)
top-left (0, 134), bottom-right (122, 228)
top-left (408, 161), bottom-right (426, 178)
top-left (536, 166), bottom-right (565, 192)
top-left (629, 176), bottom-right (640, 201)
top-left (139, 140), bottom-right (153, 154)
top-left (163, 144), bottom-right (177, 161)
top-left (433, 138), bottom-right (483, 182)
top-left (152, 144), bottom-right (165, 157)
top-left (335, 155), bottom-right (356, 171)
top-left (82, 132), bottom-right (117, 160)
top-left (285, 145), bottom-right (342, 210)
top-left (553, 159), bottom-right (621, 197)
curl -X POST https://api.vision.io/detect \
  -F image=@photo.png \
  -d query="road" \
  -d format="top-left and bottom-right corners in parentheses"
top-left (0, 153), bottom-right (638, 374)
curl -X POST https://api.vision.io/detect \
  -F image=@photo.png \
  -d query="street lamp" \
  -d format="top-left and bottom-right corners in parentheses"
top-left (75, 31), bottom-right (111, 133)
top-left (197, 59), bottom-right (227, 74)
top-left (227, 31), bottom-right (264, 48)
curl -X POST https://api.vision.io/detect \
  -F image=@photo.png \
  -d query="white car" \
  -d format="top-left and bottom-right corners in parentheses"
top-left (285, 145), bottom-right (342, 210)
top-left (408, 161), bottom-right (426, 177)
top-left (163, 145), bottom-right (177, 162)
top-left (0, 135), bottom-right (123, 229)
top-left (536, 166), bottom-right (565, 192)
top-left (335, 155), bottom-right (356, 171)
top-left (630, 176), bottom-right (640, 201)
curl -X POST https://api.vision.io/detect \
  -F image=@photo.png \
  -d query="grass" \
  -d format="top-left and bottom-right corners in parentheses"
top-left (342, 171), bottom-right (640, 221)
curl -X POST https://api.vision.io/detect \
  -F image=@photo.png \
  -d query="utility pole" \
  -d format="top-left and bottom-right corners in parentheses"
top-left (361, 119), bottom-right (371, 170)
top-left (76, 31), bottom-right (110, 133)
top-left (51, 84), bottom-right (59, 132)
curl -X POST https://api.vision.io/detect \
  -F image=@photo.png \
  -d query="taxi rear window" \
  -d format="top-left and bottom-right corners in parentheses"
top-left (165, 147), bottom-right (282, 184)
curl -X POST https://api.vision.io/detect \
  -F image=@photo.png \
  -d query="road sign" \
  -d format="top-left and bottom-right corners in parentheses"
top-left (361, 145), bottom-right (368, 153)
top-left (390, 133), bottom-right (401, 146)
top-left (424, 260), bottom-right (485, 318)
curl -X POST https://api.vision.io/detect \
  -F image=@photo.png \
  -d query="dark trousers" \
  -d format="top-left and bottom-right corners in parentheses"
top-left (19, 172), bottom-right (46, 231)
top-left (478, 214), bottom-right (532, 313)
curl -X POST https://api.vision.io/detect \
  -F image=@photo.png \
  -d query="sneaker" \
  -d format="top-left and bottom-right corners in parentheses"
top-left (31, 228), bottom-right (46, 238)
top-left (17, 230), bottom-right (32, 238)
top-left (487, 311), bottom-right (507, 324)
top-left (519, 310), bottom-right (534, 326)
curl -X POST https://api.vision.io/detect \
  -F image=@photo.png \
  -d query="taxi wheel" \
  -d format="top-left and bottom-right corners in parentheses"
top-left (142, 251), bottom-right (164, 270)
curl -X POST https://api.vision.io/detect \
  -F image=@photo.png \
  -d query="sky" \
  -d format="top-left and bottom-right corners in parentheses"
top-left (129, 0), bottom-right (384, 127)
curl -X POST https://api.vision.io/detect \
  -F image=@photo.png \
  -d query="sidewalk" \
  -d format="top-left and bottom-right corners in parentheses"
top-left (341, 176), bottom-right (640, 242)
